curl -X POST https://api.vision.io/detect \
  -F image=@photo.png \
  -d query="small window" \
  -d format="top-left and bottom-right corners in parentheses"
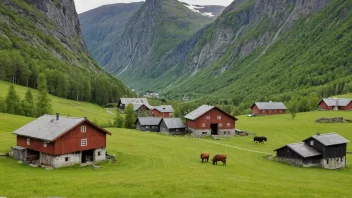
top-left (202, 132), bottom-right (207, 134)
top-left (219, 123), bottom-right (223, 127)
top-left (65, 157), bottom-right (69, 162)
top-left (326, 159), bottom-right (329, 164)
top-left (146, 126), bottom-right (150, 129)
top-left (176, 129), bottom-right (179, 132)
top-left (81, 139), bottom-right (87, 146)
top-left (206, 116), bottom-right (210, 120)
top-left (227, 123), bottom-right (230, 127)
top-left (98, 152), bottom-right (101, 156)
top-left (310, 140), bottom-right (314, 146)
top-left (341, 157), bottom-right (344, 161)
top-left (43, 141), bottom-right (48, 147)
top-left (27, 138), bottom-right (30, 145)
top-left (81, 126), bottom-right (86, 133)
top-left (287, 149), bottom-right (289, 153)
top-left (217, 116), bottom-right (221, 120)
top-left (201, 123), bottom-right (206, 127)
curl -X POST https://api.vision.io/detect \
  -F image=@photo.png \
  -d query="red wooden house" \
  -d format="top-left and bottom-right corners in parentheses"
top-left (251, 102), bottom-right (287, 115)
top-left (11, 114), bottom-right (111, 168)
top-left (318, 98), bottom-right (352, 111)
top-left (184, 105), bottom-right (238, 137)
top-left (152, 105), bottom-right (174, 118)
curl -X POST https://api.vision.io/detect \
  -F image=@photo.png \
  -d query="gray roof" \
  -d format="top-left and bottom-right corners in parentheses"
top-left (136, 117), bottom-right (162, 126)
top-left (253, 102), bottom-right (287, 110)
top-left (320, 98), bottom-right (352, 107)
top-left (12, 115), bottom-right (85, 141)
top-left (162, 118), bottom-right (186, 129)
top-left (12, 146), bottom-right (26, 150)
top-left (155, 105), bottom-right (174, 113)
top-left (287, 142), bottom-right (321, 158)
top-left (184, 105), bottom-right (214, 120)
top-left (308, 132), bottom-right (350, 146)
top-left (120, 98), bottom-right (154, 109)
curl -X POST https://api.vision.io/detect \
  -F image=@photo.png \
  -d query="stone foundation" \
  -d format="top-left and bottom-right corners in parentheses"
top-left (189, 128), bottom-right (235, 138)
top-left (51, 152), bottom-right (80, 168)
top-left (94, 148), bottom-right (106, 162)
top-left (321, 157), bottom-right (346, 169)
top-left (276, 157), bottom-right (303, 167)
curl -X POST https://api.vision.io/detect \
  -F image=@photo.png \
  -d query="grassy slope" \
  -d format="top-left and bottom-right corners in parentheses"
top-left (0, 81), bottom-right (114, 124)
top-left (0, 111), bottom-right (351, 197)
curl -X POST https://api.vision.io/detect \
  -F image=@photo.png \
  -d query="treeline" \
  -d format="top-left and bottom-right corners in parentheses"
top-left (0, 73), bottom-right (52, 117)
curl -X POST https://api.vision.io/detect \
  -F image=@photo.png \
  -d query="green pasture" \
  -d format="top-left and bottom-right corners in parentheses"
top-left (0, 111), bottom-right (351, 197)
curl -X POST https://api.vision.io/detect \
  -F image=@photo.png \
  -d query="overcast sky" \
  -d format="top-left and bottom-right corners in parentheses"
top-left (74, 0), bottom-right (233, 14)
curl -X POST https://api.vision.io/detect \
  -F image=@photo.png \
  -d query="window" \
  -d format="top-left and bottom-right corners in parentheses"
top-left (201, 123), bottom-right (206, 127)
top-left (98, 152), bottom-right (101, 156)
top-left (227, 123), bottom-right (230, 127)
top-left (81, 126), bottom-right (86, 133)
top-left (176, 129), bottom-right (179, 132)
top-left (81, 139), bottom-right (87, 146)
top-left (219, 123), bottom-right (223, 127)
top-left (287, 149), bottom-right (290, 153)
top-left (146, 126), bottom-right (150, 129)
top-left (202, 132), bottom-right (207, 134)
top-left (27, 138), bottom-right (30, 145)
top-left (43, 141), bottom-right (48, 148)
top-left (326, 159), bottom-right (329, 164)
top-left (217, 116), bottom-right (222, 120)
top-left (341, 157), bottom-right (344, 161)
top-left (65, 157), bottom-right (69, 162)
top-left (310, 140), bottom-right (314, 146)
top-left (206, 116), bottom-right (210, 120)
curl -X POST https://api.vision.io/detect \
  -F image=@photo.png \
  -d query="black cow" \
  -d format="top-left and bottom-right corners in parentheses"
top-left (254, 136), bottom-right (267, 143)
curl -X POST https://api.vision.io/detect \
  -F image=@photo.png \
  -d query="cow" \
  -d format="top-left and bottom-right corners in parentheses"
top-left (212, 154), bottom-right (227, 166)
top-left (254, 136), bottom-right (267, 143)
top-left (200, 152), bottom-right (210, 163)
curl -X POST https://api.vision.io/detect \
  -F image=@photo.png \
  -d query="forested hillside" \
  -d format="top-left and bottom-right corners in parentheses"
top-left (0, 0), bottom-right (133, 106)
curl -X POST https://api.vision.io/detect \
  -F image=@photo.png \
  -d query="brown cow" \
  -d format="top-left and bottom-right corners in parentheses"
top-left (212, 154), bottom-right (227, 166)
top-left (200, 152), bottom-right (210, 163)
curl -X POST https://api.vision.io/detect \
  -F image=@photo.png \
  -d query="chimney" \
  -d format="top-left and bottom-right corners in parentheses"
top-left (56, 113), bottom-right (59, 121)
top-left (84, 117), bottom-right (87, 120)
top-left (316, 132), bottom-right (320, 136)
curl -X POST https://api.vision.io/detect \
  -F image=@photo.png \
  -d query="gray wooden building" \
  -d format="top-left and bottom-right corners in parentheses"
top-left (160, 118), bottom-right (186, 135)
top-left (275, 132), bottom-right (350, 169)
top-left (135, 117), bottom-right (162, 132)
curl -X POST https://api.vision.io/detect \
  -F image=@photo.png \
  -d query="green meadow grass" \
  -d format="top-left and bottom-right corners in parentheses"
top-left (0, 111), bottom-right (351, 197)
top-left (0, 81), bottom-right (114, 124)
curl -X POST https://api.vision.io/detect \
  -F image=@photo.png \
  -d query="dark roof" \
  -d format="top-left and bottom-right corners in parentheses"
top-left (252, 102), bottom-right (287, 110)
top-left (155, 105), bottom-right (174, 113)
top-left (136, 117), bottom-right (162, 126)
top-left (184, 105), bottom-right (237, 121)
top-left (275, 142), bottom-right (321, 158)
top-left (12, 115), bottom-right (111, 141)
top-left (319, 98), bottom-right (352, 107)
top-left (120, 98), bottom-right (154, 109)
top-left (162, 118), bottom-right (186, 129)
top-left (304, 132), bottom-right (350, 146)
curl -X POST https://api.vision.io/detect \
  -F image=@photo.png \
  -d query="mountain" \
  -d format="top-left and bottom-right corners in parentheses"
top-left (0, 0), bottom-right (133, 105)
top-left (179, 2), bottom-right (225, 18)
top-left (79, 2), bottom-right (144, 66)
top-left (80, 0), bottom-right (219, 90)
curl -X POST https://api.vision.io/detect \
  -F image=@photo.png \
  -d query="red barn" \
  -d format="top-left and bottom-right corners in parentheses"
top-left (184, 105), bottom-right (238, 137)
top-left (11, 114), bottom-right (111, 168)
top-left (152, 105), bottom-right (174, 118)
top-left (318, 98), bottom-right (352, 111)
top-left (251, 102), bottom-right (287, 115)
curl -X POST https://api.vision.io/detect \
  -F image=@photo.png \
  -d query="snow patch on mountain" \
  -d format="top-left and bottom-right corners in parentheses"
top-left (180, 2), bottom-right (215, 17)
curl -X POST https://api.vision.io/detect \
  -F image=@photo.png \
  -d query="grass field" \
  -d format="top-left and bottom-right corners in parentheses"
top-left (0, 81), bottom-right (115, 124)
top-left (0, 111), bottom-right (351, 197)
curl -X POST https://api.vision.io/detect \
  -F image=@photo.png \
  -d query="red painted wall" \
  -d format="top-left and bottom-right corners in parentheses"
top-left (17, 121), bottom-right (108, 155)
top-left (251, 104), bottom-right (286, 115)
top-left (186, 108), bottom-right (236, 130)
top-left (152, 109), bottom-right (172, 118)
top-left (339, 102), bottom-right (352, 110)
top-left (319, 101), bottom-right (333, 110)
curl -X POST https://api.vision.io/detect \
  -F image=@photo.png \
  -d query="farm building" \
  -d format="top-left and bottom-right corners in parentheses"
top-left (251, 102), bottom-right (287, 115)
top-left (184, 105), bottom-right (238, 137)
top-left (118, 98), bottom-right (153, 112)
top-left (318, 98), bottom-right (352, 111)
top-left (275, 132), bottom-right (350, 169)
top-left (159, 118), bottom-right (186, 135)
top-left (135, 117), bottom-right (162, 132)
top-left (152, 105), bottom-right (174, 118)
top-left (11, 114), bottom-right (111, 168)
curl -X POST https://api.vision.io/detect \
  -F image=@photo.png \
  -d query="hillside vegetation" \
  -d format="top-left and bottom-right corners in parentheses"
top-left (0, 81), bottom-right (114, 124)
top-left (0, 111), bottom-right (351, 197)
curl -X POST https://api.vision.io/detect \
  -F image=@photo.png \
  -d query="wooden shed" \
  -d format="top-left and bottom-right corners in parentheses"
top-left (152, 105), bottom-right (174, 118)
top-left (12, 114), bottom-right (111, 168)
top-left (318, 98), bottom-right (352, 111)
top-left (251, 102), bottom-right (287, 115)
top-left (159, 118), bottom-right (186, 135)
top-left (135, 117), bottom-right (162, 132)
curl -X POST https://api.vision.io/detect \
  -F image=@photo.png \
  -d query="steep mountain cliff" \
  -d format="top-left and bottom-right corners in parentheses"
top-left (0, 0), bottom-right (132, 105)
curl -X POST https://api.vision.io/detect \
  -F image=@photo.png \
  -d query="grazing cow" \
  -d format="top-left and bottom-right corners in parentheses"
top-left (200, 152), bottom-right (210, 163)
top-left (212, 154), bottom-right (227, 166)
top-left (254, 136), bottom-right (267, 143)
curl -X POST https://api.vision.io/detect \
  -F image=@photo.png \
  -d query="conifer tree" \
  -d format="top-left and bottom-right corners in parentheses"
top-left (115, 111), bottom-right (124, 128)
top-left (5, 84), bottom-right (21, 114)
top-left (0, 97), bottom-right (6, 113)
top-left (22, 89), bottom-right (36, 117)
top-left (36, 73), bottom-right (52, 116)
top-left (125, 104), bottom-right (136, 129)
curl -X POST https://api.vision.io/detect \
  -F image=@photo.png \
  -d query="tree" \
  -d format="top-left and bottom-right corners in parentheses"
top-left (22, 89), bottom-right (36, 117)
top-left (5, 84), bottom-right (21, 114)
top-left (0, 97), bottom-right (6, 113)
top-left (124, 104), bottom-right (136, 129)
top-left (288, 97), bottom-right (298, 119)
top-left (115, 111), bottom-right (124, 128)
top-left (308, 92), bottom-right (320, 111)
top-left (36, 73), bottom-right (52, 116)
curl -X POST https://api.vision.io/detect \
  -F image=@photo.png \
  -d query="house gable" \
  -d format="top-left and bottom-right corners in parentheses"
top-left (189, 108), bottom-right (236, 130)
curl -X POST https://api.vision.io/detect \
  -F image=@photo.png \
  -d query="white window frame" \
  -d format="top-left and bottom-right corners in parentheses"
top-left (43, 141), bottom-right (48, 148)
top-left (219, 123), bottom-right (223, 127)
top-left (310, 140), bottom-right (314, 146)
top-left (27, 138), bottom-right (30, 145)
top-left (146, 126), bottom-right (150, 129)
top-left (206, 116), bottom-right (210, 120)
top-left (81, 126), bottom-right (87, 133)
top-left (217, 116), bottom-right (222, 120)
top-left (227, 123), bottom-right (230, 127)
top-left (201, 123), bottom-right (206, 128)
top-left (81, 139), bottom-right (87, 146)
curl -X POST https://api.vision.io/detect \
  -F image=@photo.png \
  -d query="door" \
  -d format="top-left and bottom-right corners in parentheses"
top-left (210, 124), bottom-right (218, 135)
top-left (81, 149), bottom-right (94, 163)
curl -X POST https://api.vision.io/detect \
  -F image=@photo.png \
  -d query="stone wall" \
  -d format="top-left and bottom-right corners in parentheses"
top-left (276, 157), bottom-right (303, 167)
top-left (189, 128), bottom-right (235, 137)
top-left (321, 157), bottom-right (346, 169)
top-left (51, 152), bottom-right (80, 168)
top-left (94, 148), bottom-right (106, 162)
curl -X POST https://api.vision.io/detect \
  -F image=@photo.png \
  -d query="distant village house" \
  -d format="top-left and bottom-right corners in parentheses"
top-left (251, 102), bottom-right (287, 115)
top-left (318, 98), bottom-right (352, 111)
top-left (159, 118), bottom-right (186, 135)
top-left (184, 105), bottom-right (238, 137)
top-left (135, 117), bottom-right (162, 132)
top-left (118, 98), bottom-right (174, 118)
top-left (152, 105), bottom-right (174, 118)
top-left (11, 114), bottom-right (111, 168)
